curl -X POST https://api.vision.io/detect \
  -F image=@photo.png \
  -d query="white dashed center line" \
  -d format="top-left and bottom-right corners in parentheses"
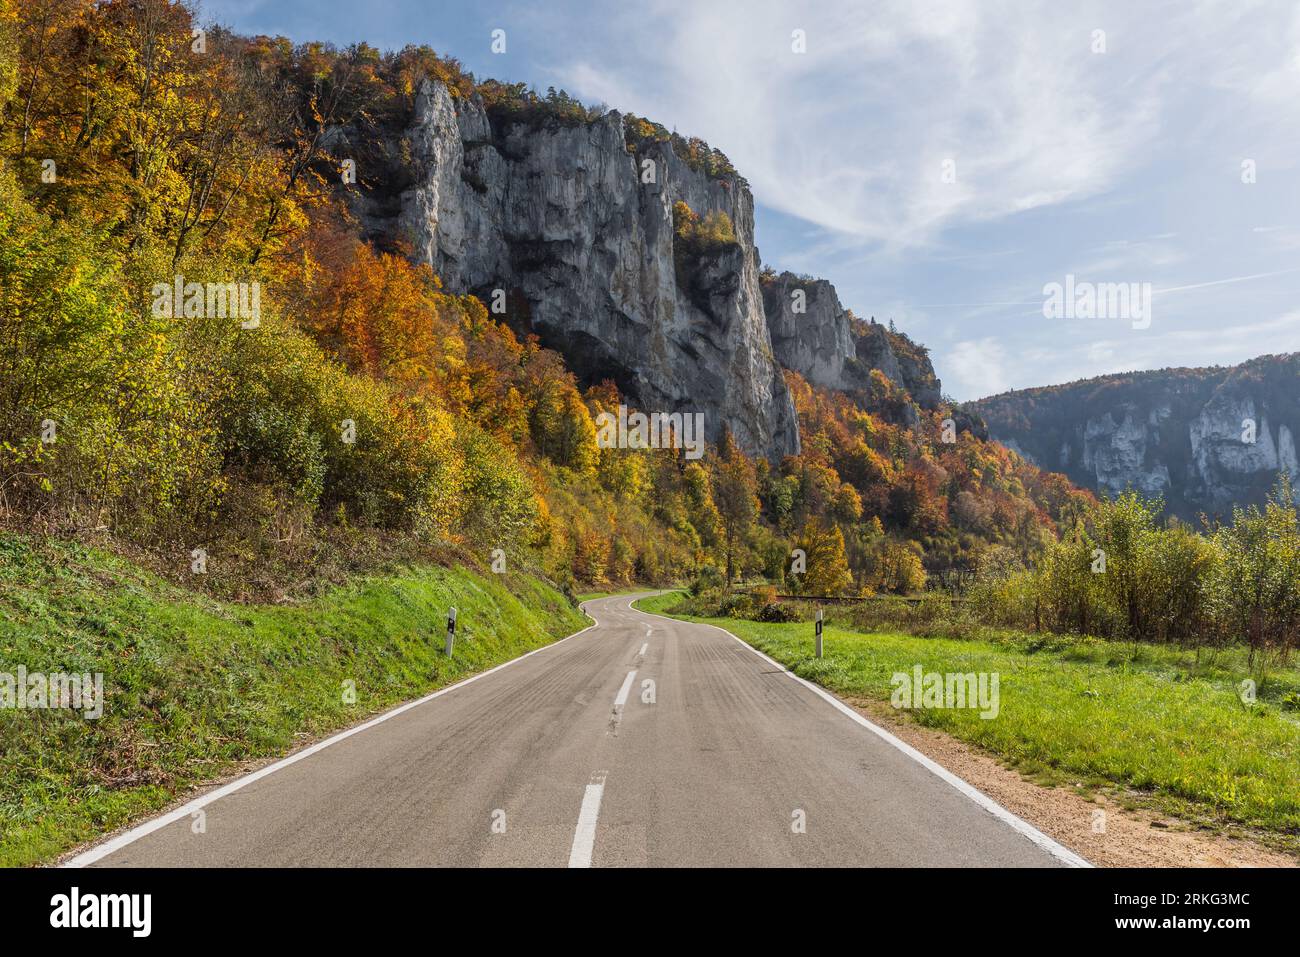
top-left (613, 669), bottom-right (636, 709)
top-left (571, 604), bottom-right (654, 866)
top-left (568, 771), bottom-right (607, 868)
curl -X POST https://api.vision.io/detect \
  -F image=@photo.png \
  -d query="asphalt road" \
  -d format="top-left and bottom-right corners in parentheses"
top-left (71, 595), bottom-right (1084, 868)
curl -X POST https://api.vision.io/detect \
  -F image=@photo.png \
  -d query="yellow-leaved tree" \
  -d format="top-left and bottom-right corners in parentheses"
top-left (794, 519), bottom-right (853, 596)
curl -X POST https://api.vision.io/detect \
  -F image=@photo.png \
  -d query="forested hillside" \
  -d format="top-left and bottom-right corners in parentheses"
top-left (970, 354), bottom-right (1300, 521)
top-left (0, 0), bottom-right (1093, 599)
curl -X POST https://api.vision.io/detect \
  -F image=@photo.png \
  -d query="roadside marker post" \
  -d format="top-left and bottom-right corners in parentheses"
top-left (815, 607), bottom-right (824, 659)
top-left (445, 607), bottom-right (457, 657)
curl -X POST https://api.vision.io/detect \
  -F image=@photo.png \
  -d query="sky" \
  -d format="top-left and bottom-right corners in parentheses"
top-left (200, 0), bottom-right (1300, 401)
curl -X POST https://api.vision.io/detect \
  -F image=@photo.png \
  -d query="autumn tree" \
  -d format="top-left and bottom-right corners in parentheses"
top-left (793, 519), bottom-right (853, 597)
top-left (872, 539), bottom-right (927, 595)
top-left (682, 460), bottom-right (722, 558)
top-left (1210, 476), bottom-right (1300, 663)
top-left (711, 431), bottom-right (758, 583)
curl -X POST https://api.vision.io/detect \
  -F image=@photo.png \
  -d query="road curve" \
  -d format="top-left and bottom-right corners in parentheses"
top-left (70, 594), bottom-right (1082, 867)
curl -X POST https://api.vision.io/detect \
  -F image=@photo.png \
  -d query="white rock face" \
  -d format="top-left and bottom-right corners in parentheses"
top-left (1189, 394), bottom-right (1282, 506)
top-left (1082, 409), bottom-right (1171, 497)
top-left (1280, 425), bottom-right (1299, 476)
top-left (395, 81), bottom-right (800, 460)
top-left (761, 274), bottom-right (857, 390)
top-left (974, 359), bottom-right (1300, 518)
top-left (760, 270), bottom-right (943, 421)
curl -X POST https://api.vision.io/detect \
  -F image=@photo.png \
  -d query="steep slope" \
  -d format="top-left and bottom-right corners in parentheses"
top-left (354, 80), bottom-right (800, 461)
top-left (2, 0), bottom-right (1094, 612)
top-left (347, 82), bottom-right (948, 461)
top-left (0, 534), bottom-right (587, 866)
top-left (968, 354), bottom-right (1300, 518)
top-left (760, 270), bottom-right (943, 417)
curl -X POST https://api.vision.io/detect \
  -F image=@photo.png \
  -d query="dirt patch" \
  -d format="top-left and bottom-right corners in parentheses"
top-left (844, 694), bottom-right (1298, 868)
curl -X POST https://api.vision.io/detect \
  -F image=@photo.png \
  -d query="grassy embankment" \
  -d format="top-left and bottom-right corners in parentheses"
top-left (0, 534), bottom-right (587, 867)
top-left (636, 592), bottom-right (1300, 848)
top-left (574, 587), bottom-right (661, 603)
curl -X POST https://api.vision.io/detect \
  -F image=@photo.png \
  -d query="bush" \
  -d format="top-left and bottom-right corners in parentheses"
top-left (1209, 476), bottom-right (1300, 663)
top-left (961, 480), bottom-right (1300, 663)
top-left (718, 592), bottom-right (756, 619)
top-left (908, 592), bottom-right (954, 624)
top-left (967, 569), bottom-right (1038, 630)
top-left (758, 601), bottom-right (799, 623)
top-left (689, 565), bottom-right (726, 597)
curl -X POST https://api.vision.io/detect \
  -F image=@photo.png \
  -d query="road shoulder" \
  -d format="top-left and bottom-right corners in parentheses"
top-left (843, 694), bottom-right (1297, 868)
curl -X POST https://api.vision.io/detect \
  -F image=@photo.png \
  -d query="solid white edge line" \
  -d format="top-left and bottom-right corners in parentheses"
top-left (62, 602), bottom-right (610, 868)
top-left (633, 600), bottom-right (1092, 869)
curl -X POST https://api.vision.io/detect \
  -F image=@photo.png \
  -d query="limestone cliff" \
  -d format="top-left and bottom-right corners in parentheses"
top-left (373, 80), bottom-right (800, 460)
top-left (969, 355), bottom-right (1300, 518)
top-left (340, 80), bottom-right (954, 460)
top-left (760, 270), bottom-right (943, 420)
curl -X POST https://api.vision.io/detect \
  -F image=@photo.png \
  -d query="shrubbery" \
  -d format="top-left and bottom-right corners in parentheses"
top-left (693, 480), bottom-right (1300, 675)
top-left (757, 601), bottom-right (799, 623)
top-left (967, 482), bottom-right (1300, 663)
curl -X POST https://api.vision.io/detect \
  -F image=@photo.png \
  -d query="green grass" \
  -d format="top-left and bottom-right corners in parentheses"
top-left (637, 592), bottom-right (1300, 843)
top-left (0, 534), bottom-right (588, 867)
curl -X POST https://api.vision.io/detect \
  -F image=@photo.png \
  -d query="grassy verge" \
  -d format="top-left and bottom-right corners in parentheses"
top-left (637, 592), bottom-right (1300, 845)
top-left (0, 534), bottom-right (587, 867)
top-left (574, 587), bottom-right (660, 603)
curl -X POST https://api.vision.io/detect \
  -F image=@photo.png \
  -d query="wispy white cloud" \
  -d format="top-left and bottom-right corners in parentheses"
top-left (945, 337), bottom-right (1012, 398)
top-left (549, 0), bottom-right (1173, 247)
top-left (1155, 269), bottom-right (1300, 296)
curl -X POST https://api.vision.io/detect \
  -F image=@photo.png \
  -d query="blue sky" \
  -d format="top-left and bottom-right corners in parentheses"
top-left (201, 0), bottom-right (1300, 400)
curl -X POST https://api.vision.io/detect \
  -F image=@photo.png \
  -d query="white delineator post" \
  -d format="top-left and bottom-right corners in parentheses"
top-left (445, 607), bottom-right (457, 657)
top-left (815, 607), bottom-right (824, 659)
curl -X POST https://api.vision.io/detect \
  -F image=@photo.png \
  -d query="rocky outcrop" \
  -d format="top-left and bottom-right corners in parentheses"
top-left (968, 355), bottom-right (1300, 518)
top-left (855, 321), bottom-right (943, 411)
top-left (375, 80), bottom-right (800, 460)
top-left (761, 273), bottom-right (859, 391)
top-left (341, 79), bottom-right (954, 459)
top-left (760, 270), bottom-right (943, 413)
top-left (1080, 407), bottom-right (1172, 498)
top-left (1188, 392), bottom-right (1299, 508)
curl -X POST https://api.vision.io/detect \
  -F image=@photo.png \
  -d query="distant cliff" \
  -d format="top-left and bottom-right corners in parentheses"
top-left (344, 80), bottom-right (944, 460)
top-left (968, 355), bottom-right (1300, 519)
top-left (759, 271), bottom-right (943, 421)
